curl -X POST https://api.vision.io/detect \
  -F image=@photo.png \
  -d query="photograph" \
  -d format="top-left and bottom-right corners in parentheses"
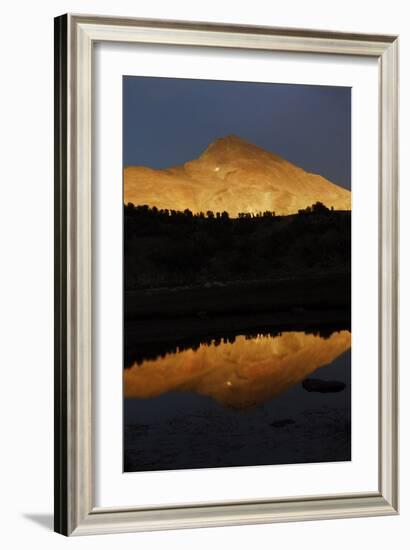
top-left (51, 11), bottom-right (399, 537)
top-left (122, 76), bottom-right (352, 472)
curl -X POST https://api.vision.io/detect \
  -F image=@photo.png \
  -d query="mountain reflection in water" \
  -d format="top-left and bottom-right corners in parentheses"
top-left (124, 330), bottom-right (351, 409)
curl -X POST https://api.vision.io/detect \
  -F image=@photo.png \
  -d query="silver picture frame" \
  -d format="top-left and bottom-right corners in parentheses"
top-left (54, 13), bottom-right (399, 536)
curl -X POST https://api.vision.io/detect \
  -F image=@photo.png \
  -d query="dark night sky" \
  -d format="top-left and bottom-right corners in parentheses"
top-left (123, 76), bottom-right (351, 190)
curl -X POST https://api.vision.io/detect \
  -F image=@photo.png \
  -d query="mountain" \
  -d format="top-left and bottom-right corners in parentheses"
top-left (124, 330), bottom-right (351, 409)
top-left (124, 135), bottom-right (351, 217)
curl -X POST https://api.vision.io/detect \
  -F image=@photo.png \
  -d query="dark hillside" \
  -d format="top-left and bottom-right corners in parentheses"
top-left (124, 202), bottom-right (351, 291)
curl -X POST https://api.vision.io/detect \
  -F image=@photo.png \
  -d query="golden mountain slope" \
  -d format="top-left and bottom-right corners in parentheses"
top-left (124, 135), bottom-right (351, 216)
top-left (124, 331), bottom-right (351, 409)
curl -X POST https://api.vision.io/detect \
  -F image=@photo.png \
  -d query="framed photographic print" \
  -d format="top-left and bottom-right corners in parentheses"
top-left (54, 14), bottom-right (399, 536)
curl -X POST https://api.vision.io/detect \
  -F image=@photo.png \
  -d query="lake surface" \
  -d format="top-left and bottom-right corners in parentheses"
top-left (124, 329), bottom-right (351, 472)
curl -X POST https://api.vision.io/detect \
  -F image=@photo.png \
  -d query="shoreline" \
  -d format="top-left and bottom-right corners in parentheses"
top-left (124, 272), bottom-right (350, 321)
top-left (124, 308), bottom-right (350, 368)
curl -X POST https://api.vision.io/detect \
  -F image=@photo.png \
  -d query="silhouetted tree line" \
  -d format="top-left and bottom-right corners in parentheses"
top-left (124, 202), bottom-right (351, 290)
top-left (124, 203), bottom-right (276, 223)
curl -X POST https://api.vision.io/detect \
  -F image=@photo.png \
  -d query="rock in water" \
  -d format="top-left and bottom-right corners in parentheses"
top-left (270, 419), bottom-right (296, 428)
top-left (302, 378), bottom-right (346, 393)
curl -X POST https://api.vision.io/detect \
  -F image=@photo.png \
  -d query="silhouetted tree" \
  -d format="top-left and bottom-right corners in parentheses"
top-left (311, 201), bottom-right (330, 214)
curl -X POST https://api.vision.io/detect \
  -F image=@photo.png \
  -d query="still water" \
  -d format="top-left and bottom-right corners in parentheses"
top-left (124, 330), bottom-right (351, 472)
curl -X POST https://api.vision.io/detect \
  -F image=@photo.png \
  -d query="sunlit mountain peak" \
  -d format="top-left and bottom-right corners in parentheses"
top-left (124, 136), bottom-right (351, 217)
